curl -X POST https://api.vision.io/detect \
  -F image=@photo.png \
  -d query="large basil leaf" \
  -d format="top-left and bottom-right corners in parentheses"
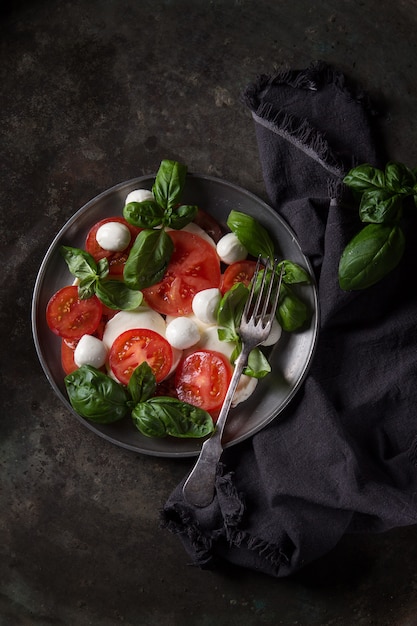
top-left (359, 189), bottom-right (402, 224)
top-left (385, 161), bottom-right (416, 194)
top-left (123, 200), bottom-right (165, 228)
top-left (217, 282), bottom-right (248, 342)
top-left (343, 164), bottom-right (385, 192)
top-left (127, 362), bottom-right (156, 405)
top-left (61, 245), bottom-right (99, 280)
top-left (227, 210), bottom-right (275, 259)
top-left (276, 283), bottom-right (309, 332)
top-left (123, 228), bottom-right (174, 289)
top-left (338, 223), bottom-right (405, 290)
top-left (152, 160), bottom-right (187, 212)
top-left (64, 365), bottom-right (129, 423)
top-left (278, 260), bottom-right (310, 284)
top-left (95, 279), bottom-right (143, 311)
top-left (132, 397), bottom-right (214, 438)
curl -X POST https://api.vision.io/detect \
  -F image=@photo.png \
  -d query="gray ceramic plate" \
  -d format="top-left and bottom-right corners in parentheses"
top-left (32, 174), bottom-right (319, 457)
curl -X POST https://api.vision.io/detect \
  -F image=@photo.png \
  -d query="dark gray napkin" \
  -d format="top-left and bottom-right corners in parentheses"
top-left (162, 61), bottom-right (417, 577)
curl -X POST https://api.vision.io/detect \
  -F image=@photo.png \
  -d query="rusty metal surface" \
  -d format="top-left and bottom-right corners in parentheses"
top-left (2, 1), bottom-right (417, 624)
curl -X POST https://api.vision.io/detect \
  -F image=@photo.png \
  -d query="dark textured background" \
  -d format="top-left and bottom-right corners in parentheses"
top-left (2, 1), bottom-right (417, 624)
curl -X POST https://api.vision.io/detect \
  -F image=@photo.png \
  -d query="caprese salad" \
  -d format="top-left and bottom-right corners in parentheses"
top-left (46, 159), bottom-right (311, 439)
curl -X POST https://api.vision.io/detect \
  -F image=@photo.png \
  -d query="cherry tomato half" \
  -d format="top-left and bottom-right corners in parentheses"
top-left (109, 328), bottom-right (173, 385)
top-left (175, 349), bottom-right (233, 414)
top-left (85, 217), bottom-right (142, 276)
top-left (220, 260), bottom-right (259, 294)
top-left (46, 285), bottom-right (103, 340)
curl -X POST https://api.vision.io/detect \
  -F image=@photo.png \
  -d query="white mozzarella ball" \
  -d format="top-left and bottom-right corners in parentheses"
top-left (166, 317), bottom-right (200, 350)
top-left (180, 222), bottom-right (217, 248)
top-left (192, 288), bottom-right (222, 325)
top-left (216, 232), bottom-right (248, 265)
top-left (261, 318), bottom-right (282, 347)
top-left (125, 189), bottom-right (154, 204)
top-left (96, 221), bottom-right (131, 252)
top-left (74, 335), bottom-right (108, 368)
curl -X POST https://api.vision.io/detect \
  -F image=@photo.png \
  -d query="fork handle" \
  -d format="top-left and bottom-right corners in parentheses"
top-left (182, 351), bottom-right (248, 508)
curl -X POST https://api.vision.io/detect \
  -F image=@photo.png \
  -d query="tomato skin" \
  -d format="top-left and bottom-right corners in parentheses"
top-left (61, 339), bottom-right (78, 375)
top-left (46, 286), bottom-right (103, 340)
top-left (193, 208), bottom-right (224, 243)
top-left (142, 230), bottom-right (221, 316)
top-left (175, 349), bottom-right (232, 414)
top-left (109, 328), bottom-right (173, 385)
top-left (220, 260), bottom-right (259, 294)
top-left (85, 217), bottom-right (142, 276)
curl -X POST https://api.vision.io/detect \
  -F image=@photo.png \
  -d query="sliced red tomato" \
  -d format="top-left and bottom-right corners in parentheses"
top-left (220, 259), bottom-right (259, 294)
top-left (46, 286), bottom-right (103, 340)
top-left (109, 328), bottom-right (173, 385)
top-left (61, 339), bottom-right (78, 375)
top-left (193, 208), bottom-right (224, 243)
top-left (85, 217), bottom-right (142, 276)
top-left (142, 230), bottom-right (221, 316)
top-left (175, 349), bottom-right (232, 414)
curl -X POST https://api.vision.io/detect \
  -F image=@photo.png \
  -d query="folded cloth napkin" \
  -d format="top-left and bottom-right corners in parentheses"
top-left (162, 61), bottom-right (417, 577)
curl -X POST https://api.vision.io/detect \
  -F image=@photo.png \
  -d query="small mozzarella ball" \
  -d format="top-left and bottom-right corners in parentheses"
top-left (216, 232), bottom-right (248, 265)
top-left (96, 221), bottom-right (131, 252)
top-left (125, 189), bottom-right (154, 204)
top-left (261, 318), bottom-right (282, 347)
top-left (192, 288), bottom-right (222, 325)
top-left (166, 317), bottom-right (200, 350)
top-left (74, 335), bottom-right (108, 368)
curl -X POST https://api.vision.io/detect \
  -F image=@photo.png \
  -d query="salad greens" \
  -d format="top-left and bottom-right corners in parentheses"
top-left (65, 362), bottom-right (215, 438)
top-left (61, 246), bottom-right (143, 310)
top-left (339, 161), bottom-right (417, 290)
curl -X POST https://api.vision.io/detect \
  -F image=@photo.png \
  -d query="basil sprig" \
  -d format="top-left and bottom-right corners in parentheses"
top-left (122, 159), bottom-right (198, 290)
top-left (123, 159), bottom-right (199, 230)
top-left (64, 362), bottom-right (214, 439)
top-left (61, 246), bottom-right (143, 310)
top-left (339, 161), bottom-right (417, 290)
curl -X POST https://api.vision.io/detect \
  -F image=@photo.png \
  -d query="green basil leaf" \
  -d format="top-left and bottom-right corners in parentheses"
top-left (385, 161), bottom-right (416, 193)
top-left (123, 200), bottom-right (165, 228)
top-left (61, 245), bottom-right (98, 280)
top-left (124, 228), bottom-right (174, 290)
top-left (97, 257), bottom-right (109, 280)
top-left (359, 189), bottom-right (402, 224)
top-left (127, 362), bottom-right (156, 405)
top-left (276, 283), bottom-right (309, 332)
top-left (95, 279), bottom-right (143, 311)
top-left (132, 397), bottom-right (214, 438)
top-left (164, 204), bottom-right (199, 229)
top-left (152, 160), bottom-right (187, 212)
top-left (279, 260), bottom-right (310, 284)
top-left (64, 365), bottom-right (129, 424)
top-left (244, 348), bottom-right (271, 378)
top-left (343, 164), bottom-right (385, 192)
top-left (78, 276), bottom-right (98, 300)
top-left (338, 223), bottom-right (405, 290)
top-left (217, 282), bottom-right (249, 342)
top-left (226, 210), bottom-right (275, 259)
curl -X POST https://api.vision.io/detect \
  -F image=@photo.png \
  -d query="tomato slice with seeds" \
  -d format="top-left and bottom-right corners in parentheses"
top-left (142, 230), bottom-right (221, 316)
top-left (85, 217), bottom-right (142, 276)
top-left (109, 328), bottom-right (173, 385)
top-left (175, 349), bottom-right (233, 414)
top-left (220, 259), bottom-right (259, 294)
top-left (46, 286), bottom-right (103, 340)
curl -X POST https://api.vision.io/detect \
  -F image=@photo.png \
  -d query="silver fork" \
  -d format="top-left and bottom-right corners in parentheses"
top-left (182, 256), bottom-right (284, 508)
